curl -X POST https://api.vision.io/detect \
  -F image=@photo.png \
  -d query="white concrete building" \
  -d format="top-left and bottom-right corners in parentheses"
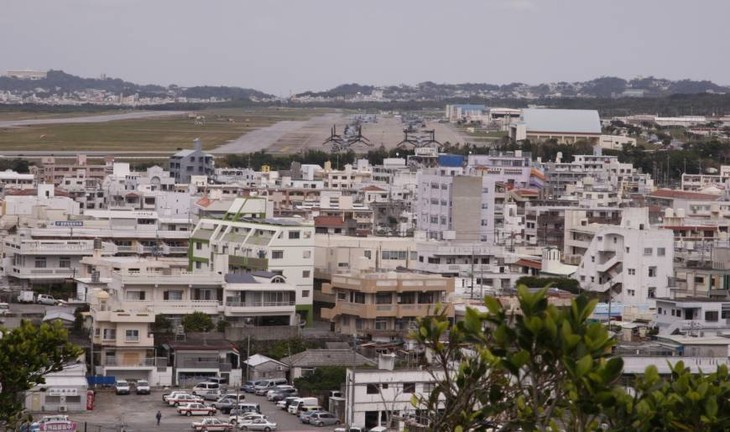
top-left (572, 208), bottom-right (674, 307)
top-left (190, 206), bottom-right (315, 323)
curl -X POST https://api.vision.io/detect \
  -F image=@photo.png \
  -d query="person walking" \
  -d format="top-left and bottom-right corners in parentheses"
top-left (156, 410), bottom-right (162, 426)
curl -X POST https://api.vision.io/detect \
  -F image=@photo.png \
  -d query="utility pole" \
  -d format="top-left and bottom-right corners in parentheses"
top-left (470, 246), bottom-right (475, 299)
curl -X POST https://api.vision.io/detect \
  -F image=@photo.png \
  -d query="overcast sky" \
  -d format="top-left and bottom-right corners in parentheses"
top-left (1, 0), bottom-right (728, 96)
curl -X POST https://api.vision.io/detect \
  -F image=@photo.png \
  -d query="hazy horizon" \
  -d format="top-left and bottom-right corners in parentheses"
top-left (1, 0), bottom-right (728, 96)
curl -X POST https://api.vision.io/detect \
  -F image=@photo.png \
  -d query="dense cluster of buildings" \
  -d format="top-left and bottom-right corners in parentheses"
top-left (7, 106), bottom-right (730, 429)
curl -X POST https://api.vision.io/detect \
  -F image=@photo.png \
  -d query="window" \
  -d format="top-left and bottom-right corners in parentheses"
top-left (288, 231), bottom-right (300, 239)
top-left (195, 261), bottom-right (202, 270)
top-left (628, 268), bottom-right (636, 276)
top-left (196, 242), bottom-right (202, 250)
top-left (103, 329), bottom-right (116, 340)
top-left (125, 329), bottom-right (139, 341)
top-left (302, 290), bottom-right (310, 298)
top-left (337, 292), bottom-right (347, 301)
top-left (643, 248), bottom-right (652, 256)
top-left (648, 267), bottom-right (657, 278)
top-left (376, 293), bottom-right (392, 304)
top-left (272, 250), bottom-right (284, 259)
top-left (625, 247), bottom-right (630, 253)
top-left (354, 293), bottom-right (366, 304)
top-left (367, 384), bottom-right (379, 394)
top-left (627, 289), bottom-right (635, 296)
top-left (59, 256), bottom-right (71, 268)
top-left (164, 290), bottom-right (183, 300)
top-left (403, 383), bottom-right (416, 393)
top-left (35, 257), bottom-right (47, 268)
top-left (126, 291), bottom-right (146, 301)
top-left (648, 287), bottom-right (656, 298)
top-left (706, 311), bottom-right (719, 322)
top-left (375, 319), bottom-right (387, 330)
top-left (302, 270), bottom-right (311, 278)
top-left (423, 383), bottom-right (435, 393)
top-left (657, 247), bottom-right (666, 256)
top-left (303, 250), bottom-right (311, 259)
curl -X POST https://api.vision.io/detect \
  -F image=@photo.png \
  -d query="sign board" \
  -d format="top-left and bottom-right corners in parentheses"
top-left (54, 221), bottom-right (83, 227)
top-left (414, 147), bottom-right (438, 157)
top-left (40, 421), bottom-right (77, 432)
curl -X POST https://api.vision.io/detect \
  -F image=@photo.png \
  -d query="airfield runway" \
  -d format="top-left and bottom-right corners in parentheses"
top-left (0, 110), bottom-right (185, 128)
top-left (210, 112), bottom-right (468, 154)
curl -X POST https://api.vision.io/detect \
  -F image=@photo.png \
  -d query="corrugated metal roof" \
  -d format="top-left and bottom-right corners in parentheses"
top-left (522, 108), bottom-right (601, 134)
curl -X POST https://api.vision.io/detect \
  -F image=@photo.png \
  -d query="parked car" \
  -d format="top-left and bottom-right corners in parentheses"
top-left (241, 380), bottom-right (266, 393)
top-left (269, 388), bottom-right (298, 402)
top-left (191, 417), bottom-right (234, 432)
top-left (237, 418), bottom-right (277, 432)
top-left (202, 389), bottom-right (223, 401)
top-left (334, 427), bottom-right (365, 432)
top-left (163, 390), bottom-right (188, 402)
top-left (308, 412), bottom-right (341, 427)
top-left (177, 402), bottom-right (217, 416)
top-left (299, 408), bottom-right (325, 424)
top-left (228, 413), bottom-right (266, 425)
top-left (228, 403), bottom-right (261, 416)
top-left (192, 381), bottom-right (221, 395)
top-left (265, 385), bottom-right (296, 400)
top-left (115, 380), bottom-right (131, 395)
top-left (288, 397), bottom-right (319, 415)
top-left (252, 378), bottom-right (288, 395)
top-left (276, 396), bottom-right (299, 410)
top-left (36, 294), bottom-right (61, 305)
top-left (135, 380), bottom-right (151, 395)
top-left (168, 393), bottom-right (203, 407)
top-left (211, 397), bottom-right (238, 414)
top-left (0, 302), bottom-right (9, 316)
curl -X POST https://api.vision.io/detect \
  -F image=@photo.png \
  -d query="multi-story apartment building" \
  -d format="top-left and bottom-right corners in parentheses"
top-left (298, 193), bottom-right (374, 236)
top-left (467, 150), bottom-right (543, 190)
top-left (190, 204), bottom-right (315, 323)
top-left (416, 165), bottom-right (496, 243)
top-left (561, 208), bottom-right (624, 262)
top-left (572, 208), bottom-right (674, 307)
top-left (544, 153), bottom-right (653, 197)
top-left (169, 138), bottom-right (214, 184)
top-left (321, 272), bottom-right (454, 340)
top-left (321, 161), bottom-right (372, 190)
top-left (32, 155), bottom-right (113, 185)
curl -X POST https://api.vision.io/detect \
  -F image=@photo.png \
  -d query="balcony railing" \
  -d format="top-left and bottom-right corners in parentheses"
top-left (178, 359), bottom-right (232, 371)
top-left (103, 357), bottom-right (158, 367)
top-left (226, 300), bottom-right (295, 308)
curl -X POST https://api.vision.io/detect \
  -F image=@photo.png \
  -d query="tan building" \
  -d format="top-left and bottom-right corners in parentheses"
top-left (32, 155), bottom-right (113, 185)
top-left (321, 272), bottom-right (454, 340)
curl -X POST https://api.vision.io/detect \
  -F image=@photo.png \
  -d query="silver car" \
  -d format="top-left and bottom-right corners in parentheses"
top-left (308, 412), bottom-right (341, 427)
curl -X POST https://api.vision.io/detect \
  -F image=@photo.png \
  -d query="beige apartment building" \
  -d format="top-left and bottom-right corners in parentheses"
top-left (321, 272), bottom-right (454, 340)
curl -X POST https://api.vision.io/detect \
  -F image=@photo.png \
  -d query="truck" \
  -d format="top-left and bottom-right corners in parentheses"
top-left (17, 290), bottom-right (35, 303)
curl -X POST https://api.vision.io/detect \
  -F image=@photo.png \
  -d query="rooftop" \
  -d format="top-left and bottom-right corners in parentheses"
top-left (522, 108), bottom-right (601, 134)
top-left (279, 349), bottom-right (376, 368)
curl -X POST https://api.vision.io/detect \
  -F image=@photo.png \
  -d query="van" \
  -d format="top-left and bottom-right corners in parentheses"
top-left (0, 303), bottom-right (9, 316)
top-left (253, 378), bottom-right (288, 395)
top-left (192, 381), bottom-right (220, 395)
top-left (288, 397), bottom-right (319, 414)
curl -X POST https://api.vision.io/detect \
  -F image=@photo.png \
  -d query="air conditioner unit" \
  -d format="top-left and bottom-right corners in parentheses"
top-left (276, 366), bottom-right (285, 371)
top-left (58, 406), bottom-right (67, 413)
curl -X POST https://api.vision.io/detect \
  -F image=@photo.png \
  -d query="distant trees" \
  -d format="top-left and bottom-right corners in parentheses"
top-left (412, 287), bottom-right (730, 432)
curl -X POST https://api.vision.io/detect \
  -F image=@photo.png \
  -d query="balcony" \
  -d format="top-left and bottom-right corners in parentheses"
top-left (330, 274), bottom-right (454, 294)
top-left (102, 357), bottom-right (160, 369)
top-left (114, 271), bottom-right (223, 286)
top-left (224, 300), bottom-right (295, 315)
top-left (321, 302), bottom-right (451, 320)
top-left (17, 240), bottom-right (117, 255)
top-left (141, 299), bottom-right (222, 315)
top-left (93, 310), bottom-right (156, 324)
top-left (10, 267), bottom-right (76, 280)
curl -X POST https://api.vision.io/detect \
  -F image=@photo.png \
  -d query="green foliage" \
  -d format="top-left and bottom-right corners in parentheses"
top-left (516, 276), bottom-right (582, 294)
top-left (216, 318), bottom-right (230, 333)
top-left (0, 320), bottom-right (83, 426)
top-left (152, 315), bottom-right (174, 334)
top-left (293, 366), bottom-right (347, 398)
top-left (243, 337), bottom-right (318, 361)
top-left (412, 287), bottom-right (622, 431)
top-left (181, 312), bottom-right (214, 333)
top-left (0, 158), bottom-right (31, 173)
top-left (72, 304), bottom-right (90, 332)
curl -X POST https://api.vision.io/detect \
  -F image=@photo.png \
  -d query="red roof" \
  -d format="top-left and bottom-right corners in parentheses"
top-left (515, 258), bottom-right (542, 270)
top-left (314, 215), bottom-right (345, 227)
top-left (649, 189), bottom-right (720, 201)
top-left (5, 188), bottom-right (69, 197)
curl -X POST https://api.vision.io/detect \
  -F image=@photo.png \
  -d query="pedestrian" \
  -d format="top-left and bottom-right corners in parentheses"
top-left (156, 410), bottom-right (162, 426)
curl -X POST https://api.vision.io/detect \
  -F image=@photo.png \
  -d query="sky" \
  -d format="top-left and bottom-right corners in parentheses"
top-left (1, 0), bottom-right (728, 96)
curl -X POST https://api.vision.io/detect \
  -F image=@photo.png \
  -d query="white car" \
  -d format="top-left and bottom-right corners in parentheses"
top-left (177, 402), bottom-right (217, 416)
top-left (168, 393), bottom-right (204, 406)
top-left (115, 380), bottom-right (131, 395)
top-left (135, 379), bottom-right (151, 395)
top-left (228, 413), bottom-right (266, 425)
top-left (191, 417), bottom-right (234, 431)
top-left (237, 418), bottom-right (277, 432)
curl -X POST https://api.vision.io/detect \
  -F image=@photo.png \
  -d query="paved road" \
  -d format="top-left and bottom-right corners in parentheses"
top-left (0, 111), bottom-right (186, 128)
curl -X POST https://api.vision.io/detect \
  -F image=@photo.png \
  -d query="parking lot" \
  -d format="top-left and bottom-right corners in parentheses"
top-left (65, 389), bottom-right (342, 432)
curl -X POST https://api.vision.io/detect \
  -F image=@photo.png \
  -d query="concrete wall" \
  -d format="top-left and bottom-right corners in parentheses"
top-left (452, 176), bottom-right (482, 242)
